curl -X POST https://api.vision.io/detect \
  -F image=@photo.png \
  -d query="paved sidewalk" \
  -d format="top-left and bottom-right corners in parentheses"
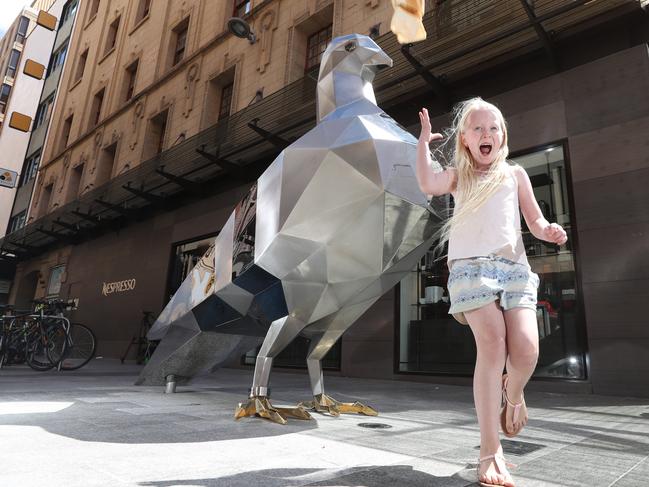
top-left (1, 359), bottom-right (648, 487)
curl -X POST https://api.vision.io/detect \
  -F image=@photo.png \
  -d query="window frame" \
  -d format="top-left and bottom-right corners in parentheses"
top-left (61, 0), bottom-right (78, 24)
top-left (86, 0), bottom-right (101, 25)
top-left (172, 18), bottom-right (189, 67)
top-left (19, 151), bottom-right (41, 187)
top-left (7, 211), bottom-right (27, 235)
top-left (6, 49), bottom-right (21, 78)
top-left (15, 16), bottom-right (29, 44)
top-left (46, 43), bottom-right (68, 78)
top-left (304, 24), bottom-right (333, 74)
top-left (61, 114), bottom-right (74, 151)
top-left (104, 15), bottom-right (121, 56)
top-left (74, 48), bottom-right (89, 83)
top-left (0, 84), bottom-right (11, 115)
top-left (33, 97), bottom-right (54, 130)
top-left (89, 87), bottom-right (106, 129)
top-left (218, 82), bottom-right (234, 121)
top-left (123, 59), bottom-right (139, 102)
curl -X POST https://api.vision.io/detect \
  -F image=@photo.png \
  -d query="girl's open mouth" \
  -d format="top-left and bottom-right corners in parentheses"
top-left (479, 143), bottom-right (492, 156)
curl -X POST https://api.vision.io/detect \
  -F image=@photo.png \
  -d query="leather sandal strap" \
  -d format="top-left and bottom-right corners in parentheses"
top-left (478, 454), bottom-right (497, 463)
top-left (478, 454), bottom-right (517, 472)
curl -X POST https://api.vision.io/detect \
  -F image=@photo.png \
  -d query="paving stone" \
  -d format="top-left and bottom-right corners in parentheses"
top-left (0, 360), bottom-right (648, 487)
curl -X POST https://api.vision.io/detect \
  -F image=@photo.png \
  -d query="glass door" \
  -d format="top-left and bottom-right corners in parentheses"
top-left (397, 143), bottom-right (586, 379)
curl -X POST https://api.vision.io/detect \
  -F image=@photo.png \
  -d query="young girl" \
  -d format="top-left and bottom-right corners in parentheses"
top-left (416, 98), bottom-right (567, 487)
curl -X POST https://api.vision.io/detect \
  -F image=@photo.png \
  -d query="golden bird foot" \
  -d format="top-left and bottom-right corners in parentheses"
top-left (299, 393), bottom-right (379, 417)
top-left (234, 396), bottom-right (312, 425)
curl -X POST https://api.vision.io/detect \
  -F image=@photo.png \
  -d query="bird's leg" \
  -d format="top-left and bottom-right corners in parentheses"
top-left (298, 331), bottom-right (378, 417)
top-left (234, 315), bottom-right (312, 424)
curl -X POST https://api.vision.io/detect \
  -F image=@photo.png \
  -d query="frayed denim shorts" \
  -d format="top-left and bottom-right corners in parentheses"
top-left (447, 255), bottom-right (539, 325)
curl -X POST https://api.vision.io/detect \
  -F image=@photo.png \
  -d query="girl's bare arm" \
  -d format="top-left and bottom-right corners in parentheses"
top-left (514, 165), bottom-right (568, 245)
top-left (416, 108), bottom-right (456, 196)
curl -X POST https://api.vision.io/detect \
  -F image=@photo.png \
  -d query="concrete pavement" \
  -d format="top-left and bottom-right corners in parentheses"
top-left (1, 359), bottom-right (648, 487)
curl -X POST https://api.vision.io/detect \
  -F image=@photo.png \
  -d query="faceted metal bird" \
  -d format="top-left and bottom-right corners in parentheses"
top-left (136, 34), bottom-right (444, 424)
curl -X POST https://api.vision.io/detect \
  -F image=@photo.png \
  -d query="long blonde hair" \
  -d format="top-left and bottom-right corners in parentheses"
top-left (435, 97), bottom-right (510, 253)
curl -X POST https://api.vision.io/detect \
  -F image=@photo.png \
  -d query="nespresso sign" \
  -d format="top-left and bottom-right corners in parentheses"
top-left (102, 278), bottom-right (136, 296)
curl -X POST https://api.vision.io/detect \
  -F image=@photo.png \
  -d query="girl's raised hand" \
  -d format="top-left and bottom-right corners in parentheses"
top-left (543, 223), bottom-right (568, 245)
top-left (418, 108), bottom-right (443, 144)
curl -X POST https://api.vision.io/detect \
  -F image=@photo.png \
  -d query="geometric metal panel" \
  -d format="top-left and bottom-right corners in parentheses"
top-left (138, 34), bottom-right (446, 424)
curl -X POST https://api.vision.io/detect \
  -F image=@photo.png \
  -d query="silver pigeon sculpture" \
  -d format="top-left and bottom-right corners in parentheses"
top-left (137, 34), bottom-right (444, 423)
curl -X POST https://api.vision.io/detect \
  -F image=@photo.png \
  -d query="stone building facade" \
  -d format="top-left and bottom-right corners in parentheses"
top-left (3, 0), bottom-right (648, 397)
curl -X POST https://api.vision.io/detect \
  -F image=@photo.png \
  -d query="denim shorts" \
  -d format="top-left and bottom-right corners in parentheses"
top-left (447, 255), bottom-right (539, 325)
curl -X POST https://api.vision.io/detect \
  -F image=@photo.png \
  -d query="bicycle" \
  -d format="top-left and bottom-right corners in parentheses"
top-left (0, 303), bottom-right (68, 371)
top-left (0, 299), bottom-right (97, 371)
top-left (35, 299), bottom-right (97, 371)
top-left (120, 311), bottom-right (157, 365)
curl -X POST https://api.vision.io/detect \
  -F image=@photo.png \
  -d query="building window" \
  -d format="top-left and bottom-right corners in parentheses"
top-left (15, 16), bottom-right (29, 44)
top-left (87, 0), bottom-right (100, 22)
top-left (104, 16), bottom-right (120, 55)
top-left (39, 183), bottom-right (54, 217)
top-left (143, 109), bottom-right (169, 160)
top-left (7, 211), bottom-right (27, 234)
top-left (74, 48), bottom-right (88, 82)
top-left (6, 49), bottom-right (21, 78)
top-left (203, 68), bottom-right (235, 128)
top-left (66, 163), bottom-right (84, 201)
top-left (305, 24), bottom-right (332, 74)
top-left (171, 18), bottom-right (189, 66)
top-left (396, 143), bottom-right (584, 379)
top-left (46, 43), bottom-right (68, 78)
top-left (33, 97), bottom-right (54, 129)
top-left (135, 0), bottom-right (151, 23)
top-left (61, 114), bottom-right (73, 151)
top-left (47, 265), bottom-right (65, 297)
top-left (19, 151), bottom-right (41, 187)
top-left (123, 59), bottom-right (139, 102)
top-left (218, 82), bottom-right (233, 121)
top-left (96, 143), bottom-right (117, 186)
top-left (0, 84), bottom-right (11, 115)
top-left (61, 0), bottom-right (78, 24)
top-left (233, 0), bottom-right (251, 17)
top-left (167, 234), bottom-right (217, 300)
top-left (89, 87), bottom-right (105, 128)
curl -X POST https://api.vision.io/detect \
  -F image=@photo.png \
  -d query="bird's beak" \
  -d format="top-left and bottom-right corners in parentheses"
top-left (371, 50), bottom-right (393, 70)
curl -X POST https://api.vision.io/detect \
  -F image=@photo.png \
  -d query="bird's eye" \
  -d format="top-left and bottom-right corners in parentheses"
top-left (344, 42), bottom-right (356, 52)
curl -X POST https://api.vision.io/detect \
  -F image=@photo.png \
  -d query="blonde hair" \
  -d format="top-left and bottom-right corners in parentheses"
top-left (435, 97), bottom-right (510, 253)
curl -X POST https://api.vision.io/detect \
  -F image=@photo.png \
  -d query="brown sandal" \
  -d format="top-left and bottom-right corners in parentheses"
top-left (500, 374), bottom-right (527, 437)
top-left (477, 453), bottom-right (515, 487)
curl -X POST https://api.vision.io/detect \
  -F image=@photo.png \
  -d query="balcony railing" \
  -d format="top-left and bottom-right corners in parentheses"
top-left (0, 0), bottom-right (641, 260)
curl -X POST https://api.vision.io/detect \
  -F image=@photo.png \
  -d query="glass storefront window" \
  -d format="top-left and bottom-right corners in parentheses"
top-left (167, 234), bottom-right (216, 300)
top-left (397, 143), bottom-right (586, 379)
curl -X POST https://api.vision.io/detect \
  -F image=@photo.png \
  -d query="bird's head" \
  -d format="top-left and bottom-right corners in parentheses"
top-left (319, 34), bottom-right (392, 81)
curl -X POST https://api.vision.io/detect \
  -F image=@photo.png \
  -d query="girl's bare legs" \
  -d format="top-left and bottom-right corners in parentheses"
top-left (503, 307), bottom-right (539, 434)
top-left (465, 301), bottom-right (514, 487)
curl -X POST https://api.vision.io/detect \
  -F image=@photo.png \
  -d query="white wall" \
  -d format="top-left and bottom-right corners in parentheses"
top-left (0, 1), bottom-right (66, 237)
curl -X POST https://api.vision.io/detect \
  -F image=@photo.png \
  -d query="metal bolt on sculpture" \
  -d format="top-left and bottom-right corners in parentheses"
top-left (136, 34), bottom-right (445, 424)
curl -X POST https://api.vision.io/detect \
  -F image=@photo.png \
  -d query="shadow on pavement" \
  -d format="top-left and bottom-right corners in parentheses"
top-left (137, 465), bottom-right (476, 487)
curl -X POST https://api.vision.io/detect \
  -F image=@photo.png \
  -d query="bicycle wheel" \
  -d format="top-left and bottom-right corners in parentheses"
top-left (0, 328), bottom-right (6, 367)
top-left (60, 323), bottom-right (96, 370)
top-left (45, 321), bottom-right (69, 367)
top-left (26, 330), bottom-right (57, 371)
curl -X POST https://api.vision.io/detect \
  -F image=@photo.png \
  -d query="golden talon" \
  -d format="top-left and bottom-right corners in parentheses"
top-left (234, 396), bottom-right (312, 424)
top-left (299, 393), bottom-right (378, 416)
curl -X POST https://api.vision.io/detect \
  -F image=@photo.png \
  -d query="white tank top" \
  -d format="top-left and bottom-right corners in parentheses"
top-left (447, 164), bottom-right (528, 267)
